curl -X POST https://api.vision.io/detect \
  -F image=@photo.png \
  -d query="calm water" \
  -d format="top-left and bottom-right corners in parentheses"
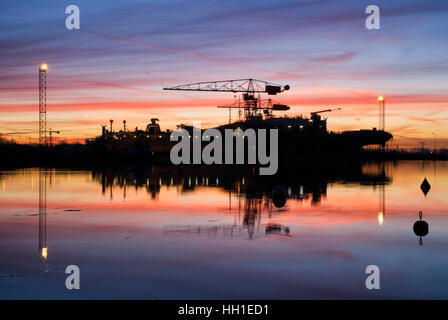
top-left (1, 161), bottom-right (447, 299)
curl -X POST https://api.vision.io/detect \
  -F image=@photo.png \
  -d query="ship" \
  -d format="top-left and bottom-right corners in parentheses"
top-left (86, 78), bottom-right (393, 159)
top-left (85, 118), bottom-right (173, 161)
top-left (165, 79), bottom-right (393, 155)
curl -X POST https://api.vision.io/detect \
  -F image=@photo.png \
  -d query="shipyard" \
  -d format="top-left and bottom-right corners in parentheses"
top-left (1, 76), bottom-right (445, 167)
top-left (2, 0), bottom-right (448, 303)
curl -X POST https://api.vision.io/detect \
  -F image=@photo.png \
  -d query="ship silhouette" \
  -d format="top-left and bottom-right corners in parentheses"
top-left (87, 79), bottom-right (392, 158)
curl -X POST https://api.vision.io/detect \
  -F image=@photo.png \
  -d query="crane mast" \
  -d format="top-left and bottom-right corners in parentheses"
top-left (39, 64), bottom-right (48, 145)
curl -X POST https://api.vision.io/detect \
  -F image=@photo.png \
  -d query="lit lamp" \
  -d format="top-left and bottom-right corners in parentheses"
top-left (378, 211), bottom-right (384, 226)
top-left (378, 96), bottom-right (384, 102)
top-left (40, 64), bottom-right (48, 71)
top-left (41, 247), bottom-right (48, 260)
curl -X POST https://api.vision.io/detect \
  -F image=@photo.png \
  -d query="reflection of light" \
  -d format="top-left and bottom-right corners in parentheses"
top-left (378, 96), bottom-right (384, 102)
top-left (378, 211), bottom-right (384, 226)
top-left (41, 247), bottom-right (48, 260)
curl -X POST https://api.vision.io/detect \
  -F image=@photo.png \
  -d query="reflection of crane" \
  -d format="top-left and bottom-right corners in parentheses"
top-left (39, 168), bottom-right (48, 260)
top-left (164, 79), bottom-right (290, 121)
top-left (378, 183), bottom-right (385, 226)
top-left (419, 142), bottom-right (426, 153)
top-left (377, 162), bottom-right (386, 226)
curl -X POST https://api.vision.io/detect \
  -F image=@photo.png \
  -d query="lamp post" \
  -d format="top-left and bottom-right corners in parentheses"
top-left (378, 96), bottom-right (385, 131)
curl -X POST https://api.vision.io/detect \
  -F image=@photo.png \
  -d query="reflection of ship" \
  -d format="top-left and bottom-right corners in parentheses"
top-left (94, 160), bottom-right (391, 239)
top-left (265, 223), bottom-right (290, 236)
top-left (95, 161), bottom-right (391, 202)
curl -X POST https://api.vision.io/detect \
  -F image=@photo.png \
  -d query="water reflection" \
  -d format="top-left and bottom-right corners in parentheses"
top-left (90, 161), bottom-right (392, 240)
top-left (2, 161), bottom-right (448, 299)
top-left (93, 161), bottom-right (391, 204)
top-left (413, 211), bottom-right (429, 246)
top-left (38, 168), bottom-right (47, 261)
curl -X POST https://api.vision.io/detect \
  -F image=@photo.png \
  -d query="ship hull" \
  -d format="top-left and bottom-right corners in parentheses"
top-left (215, 119), bottom-right (393, 154)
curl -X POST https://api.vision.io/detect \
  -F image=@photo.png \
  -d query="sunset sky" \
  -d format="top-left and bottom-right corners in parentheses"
top-left (1, 0), bottom-right (448, 147)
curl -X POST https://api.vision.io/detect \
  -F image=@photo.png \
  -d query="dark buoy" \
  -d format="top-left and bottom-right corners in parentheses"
top-left (420, 178), bottom-right (431, 196)
top-left (272, 186), bottom-right (287, 208)
top-left (413, 211), bottom-right (429, 246)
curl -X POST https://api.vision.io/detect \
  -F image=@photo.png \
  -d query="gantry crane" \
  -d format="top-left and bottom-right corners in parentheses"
top-left (164, 79), bottom-right (290, 121)
top-left (217, 99), bottom-right (290, 123)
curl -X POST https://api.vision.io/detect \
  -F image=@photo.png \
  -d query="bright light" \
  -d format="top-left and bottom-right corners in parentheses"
top-left (41, 247), bottom-right (48, 260)
top-left (378, 96), bottom-right (384, 102)
top-left (378, 211), bottom-right (384, 226)
top-left (40, 64), bottom-right (48, 71)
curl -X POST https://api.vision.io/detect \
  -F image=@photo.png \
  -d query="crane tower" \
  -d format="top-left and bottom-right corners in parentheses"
top-left (39, 64), bottom-right (48, 145)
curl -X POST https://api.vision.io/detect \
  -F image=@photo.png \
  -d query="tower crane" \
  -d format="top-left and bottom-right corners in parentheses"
top-left (47, 129), bottom-right (60, 146)
top-left (164, 79), bottom-right (290, 121)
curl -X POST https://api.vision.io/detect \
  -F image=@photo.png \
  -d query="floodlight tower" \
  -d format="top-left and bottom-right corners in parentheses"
top-left (39, 64), bottom-right (48, 145)
top-left (378, 96), bottom-right (385, 131)
top-left (38, 64), bottom-right (49, 261)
